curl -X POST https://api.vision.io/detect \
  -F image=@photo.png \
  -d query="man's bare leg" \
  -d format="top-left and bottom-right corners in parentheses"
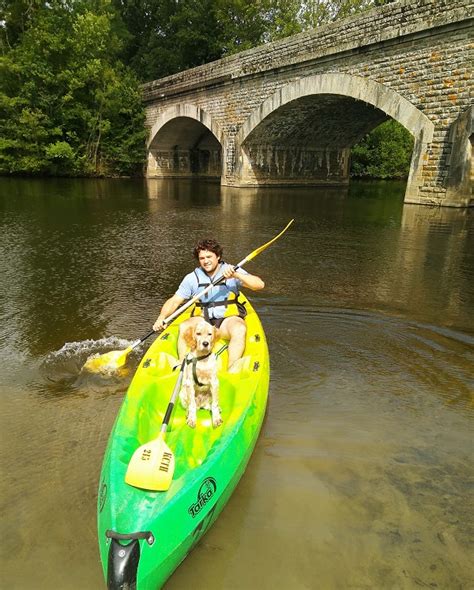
top-left (219, 316), bottom-right (247, 369)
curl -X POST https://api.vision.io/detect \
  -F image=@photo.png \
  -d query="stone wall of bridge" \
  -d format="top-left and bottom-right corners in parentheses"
top-left (143, 0), bottom-right (473, 207)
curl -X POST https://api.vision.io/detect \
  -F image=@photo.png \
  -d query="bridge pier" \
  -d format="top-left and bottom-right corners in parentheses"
top-left (445, 106), bottom-right (473, 206)
top-left (231, 145), bottom-right (350, 187)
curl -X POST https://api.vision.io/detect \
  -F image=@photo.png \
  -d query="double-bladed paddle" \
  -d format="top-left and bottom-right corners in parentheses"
top-left (83, 219), bottom-right (294, 374)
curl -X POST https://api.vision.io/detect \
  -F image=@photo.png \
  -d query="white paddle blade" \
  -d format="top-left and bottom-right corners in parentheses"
top-left (125, 437), bottom-right (175, 491)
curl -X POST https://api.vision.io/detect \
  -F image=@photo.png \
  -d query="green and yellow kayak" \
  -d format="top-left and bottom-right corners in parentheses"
top-left (97, 294), bottom-right (269, 589)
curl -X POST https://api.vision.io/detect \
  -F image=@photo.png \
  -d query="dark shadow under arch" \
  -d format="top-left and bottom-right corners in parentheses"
top-left (147, 106), bottom-right (223, 179)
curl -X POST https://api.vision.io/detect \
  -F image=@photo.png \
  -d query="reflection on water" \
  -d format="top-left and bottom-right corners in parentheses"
top-left (0, 178), bottom-right (473, 589)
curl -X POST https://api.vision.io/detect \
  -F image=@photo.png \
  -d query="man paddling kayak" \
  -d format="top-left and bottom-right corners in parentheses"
top-left (153, 238), bottom-right (264, 369)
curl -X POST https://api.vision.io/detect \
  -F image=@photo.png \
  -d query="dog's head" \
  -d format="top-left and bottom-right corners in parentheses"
top-left (183, 320), bottom-right (219, 354)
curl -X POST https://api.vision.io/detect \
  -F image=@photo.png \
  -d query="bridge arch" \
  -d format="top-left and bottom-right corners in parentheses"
top-left (234, 73), bottom-right (434, 200)
top-left (147, 105), bottom-right (224, 179)
top-left (236, 73), bottom-right (434, 146)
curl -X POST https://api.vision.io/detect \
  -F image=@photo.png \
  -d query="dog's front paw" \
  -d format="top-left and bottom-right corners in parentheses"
top-left (186, 414), bottom-right (196, 428)
top-left (212, 408), bottom-right (223, 428)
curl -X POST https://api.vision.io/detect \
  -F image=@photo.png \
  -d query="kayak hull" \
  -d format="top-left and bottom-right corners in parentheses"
top-left (97, 296), bottom-right (269, 589)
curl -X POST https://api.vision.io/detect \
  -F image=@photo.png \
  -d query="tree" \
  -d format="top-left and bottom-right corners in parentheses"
top-left (112, 0), bottom-right (223, 81)
top-left (299, 0), bottom-right (374, 29)
top-left (0, 0), bottom-right (147, 176)
top-left (214, 0), bottom-right (303, 54)
top-left (0, 0), bottom-right (44, 49)
top-left (350, 120), bottom-right (414, 179)
top-left (112, 0), bottom-right (392, 82)
top-left (112, 0), bottom-right (305, 80)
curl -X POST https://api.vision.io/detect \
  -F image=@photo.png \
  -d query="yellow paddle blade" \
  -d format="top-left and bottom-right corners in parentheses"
top-left (241, 218), bottom-right (294, 265)
top-left (83, 346), bottom-right (132, 373)
top-left (125, 434), bottom-right (175, 491)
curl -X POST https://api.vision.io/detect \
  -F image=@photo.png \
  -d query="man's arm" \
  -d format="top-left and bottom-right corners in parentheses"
top-left (153, 293), bottom-right (186, 331)
top-left (222, 266), bottom-right (265, 291)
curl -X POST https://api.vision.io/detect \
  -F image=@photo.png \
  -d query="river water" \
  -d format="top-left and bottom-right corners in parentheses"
top-left (1, 177), bottom-right (473, 589)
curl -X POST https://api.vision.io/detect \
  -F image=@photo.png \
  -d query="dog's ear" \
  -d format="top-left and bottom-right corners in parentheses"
top-left (213, 326), bottom-right (221, 342)
top-left (182, 325), bottom-right (196, 349)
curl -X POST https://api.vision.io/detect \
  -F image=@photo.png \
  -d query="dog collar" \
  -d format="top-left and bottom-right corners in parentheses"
top-left (185, 351), bottom-right (212, 364)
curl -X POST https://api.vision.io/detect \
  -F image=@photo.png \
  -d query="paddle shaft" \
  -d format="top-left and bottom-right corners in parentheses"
top-left (127, 270), bottom-right (236, 353)
top-left (162, 265), bottom-right (241, 327)
top-left (128, 329), bottom-right (156, 353)
top-left (159, 360), bottom-right (186, 436)
top-left (120, 273), bottom-right (238, 365)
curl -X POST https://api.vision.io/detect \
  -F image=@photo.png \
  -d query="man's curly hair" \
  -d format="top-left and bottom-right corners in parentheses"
top-left (193, 238), bottom-right (223, 261)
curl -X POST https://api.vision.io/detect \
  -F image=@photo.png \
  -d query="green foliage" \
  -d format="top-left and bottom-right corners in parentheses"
top-left (109, 0), bottom-right (390, 81)
top-left (216, 0), bottom-right (303, 53)
top-left (0, 0), bottom-right (44, 49)
top-left (299, 0), bottom-right (375, 29)
top-left (112, 0), bottom-right (306, 80)
top-left (1, 0), bottom-right (147, 177)
top-left (350, 120), bottom-right (414, 179)
top-left (112, 0), bottom-right (223, 81)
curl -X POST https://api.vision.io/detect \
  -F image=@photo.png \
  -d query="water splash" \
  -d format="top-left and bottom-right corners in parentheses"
top-left (41, 336), bottom-right (137, 381)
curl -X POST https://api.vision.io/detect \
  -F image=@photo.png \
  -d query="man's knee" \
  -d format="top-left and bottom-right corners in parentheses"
top-left (230, 320), bottom-right (246, 340)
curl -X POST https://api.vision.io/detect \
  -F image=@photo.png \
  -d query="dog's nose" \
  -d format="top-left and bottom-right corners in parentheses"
top-left (202, 341), bottom-right (209, 348)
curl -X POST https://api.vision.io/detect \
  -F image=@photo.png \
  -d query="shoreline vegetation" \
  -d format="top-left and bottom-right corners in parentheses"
top-left (1, 0), bottom-right (411, 181)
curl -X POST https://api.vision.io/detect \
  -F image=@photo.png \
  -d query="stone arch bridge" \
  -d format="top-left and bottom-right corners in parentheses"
top-left (142, 0), bottom-right (473, 207)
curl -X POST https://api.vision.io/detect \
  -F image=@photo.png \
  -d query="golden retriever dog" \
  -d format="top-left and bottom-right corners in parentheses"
top-left (179, 320), bottom-right (222, 428)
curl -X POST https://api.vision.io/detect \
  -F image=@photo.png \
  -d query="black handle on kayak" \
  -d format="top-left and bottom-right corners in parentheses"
top-left (106, 529), bottom-right (154, 544)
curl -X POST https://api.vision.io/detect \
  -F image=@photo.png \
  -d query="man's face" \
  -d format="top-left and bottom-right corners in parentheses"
top-left (198, 249), bottom-right (220, 274)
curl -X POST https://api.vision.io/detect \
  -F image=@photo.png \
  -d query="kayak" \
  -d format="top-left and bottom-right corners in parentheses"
top-left (97, 294), bottom-right (269, 589)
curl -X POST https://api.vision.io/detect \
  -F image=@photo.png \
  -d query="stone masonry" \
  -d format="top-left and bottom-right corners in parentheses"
top-left (142, 0), bottom-right (473, 207)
